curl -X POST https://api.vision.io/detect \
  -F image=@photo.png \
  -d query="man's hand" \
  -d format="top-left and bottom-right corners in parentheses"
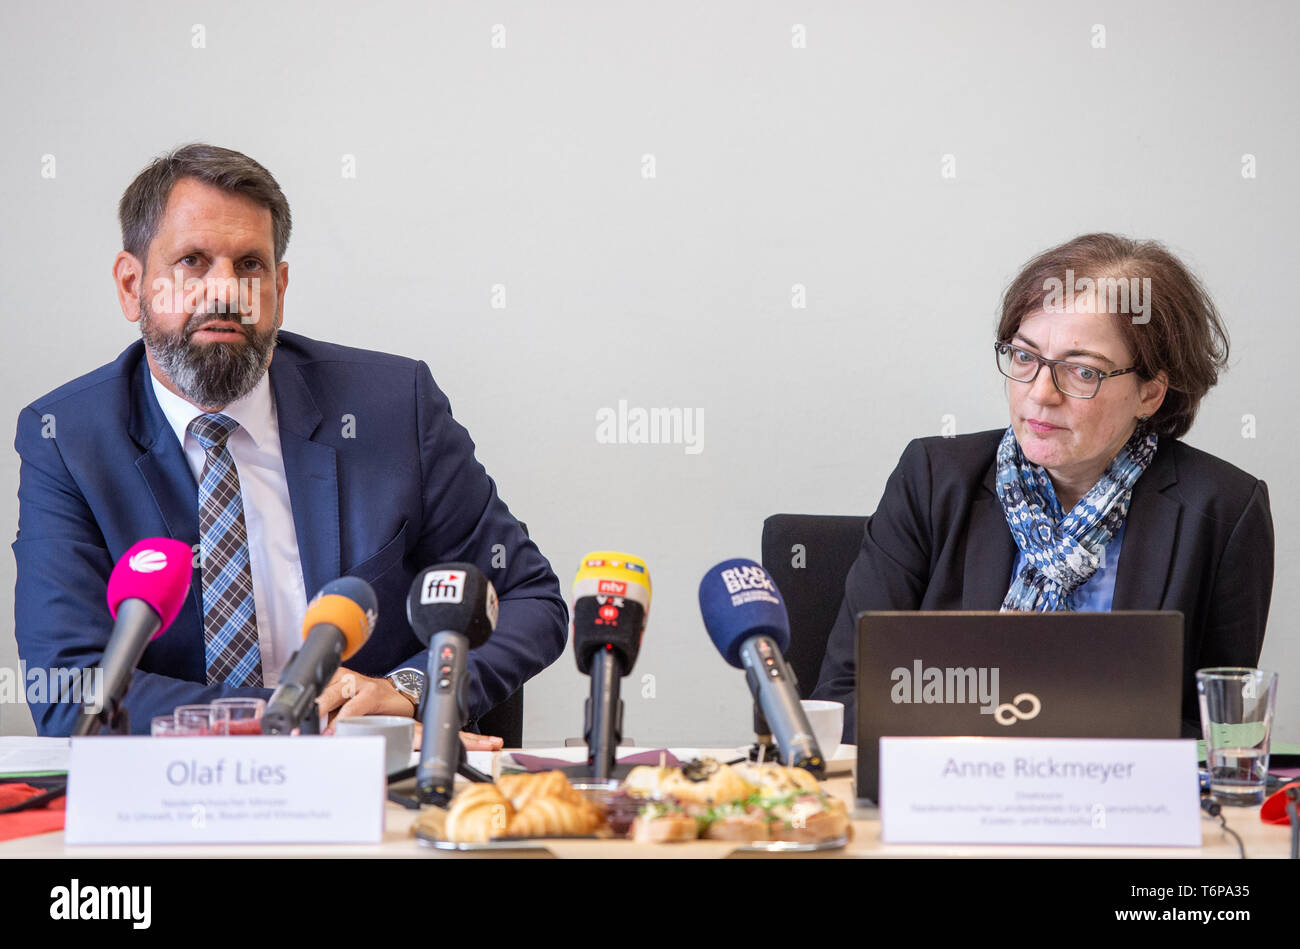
top-left (315, 669), bottom-right (506, 751)
top-left (410, 722), bottom-right (504, 752)
top-left (316, 667), bottom-right (416, 731)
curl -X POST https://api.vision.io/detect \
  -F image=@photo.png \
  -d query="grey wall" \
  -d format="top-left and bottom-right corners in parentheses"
top-left (1, 0), bottom-right (1295, 745)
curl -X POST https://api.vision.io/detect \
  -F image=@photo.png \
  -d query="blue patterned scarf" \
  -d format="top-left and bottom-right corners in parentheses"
top-left (997, 424), bottom-right (1157, 612)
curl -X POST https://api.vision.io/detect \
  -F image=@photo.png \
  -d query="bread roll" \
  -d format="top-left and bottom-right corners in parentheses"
top-left (660, 764), bottom-right (754, 806)
top-left (622, 765), bottom-right (675, 798)
top-left (732, 763), bottom-right (821, 797)
top-left (767, 806), bottom-right (851, 843)
top-left (631, 812), bottom-right (698, 843)
top-left (701, 814), bottom-right (769, 842)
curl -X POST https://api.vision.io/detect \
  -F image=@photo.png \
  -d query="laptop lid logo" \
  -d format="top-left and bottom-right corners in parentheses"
top-left (890, 659), bottom-right (1042, 725)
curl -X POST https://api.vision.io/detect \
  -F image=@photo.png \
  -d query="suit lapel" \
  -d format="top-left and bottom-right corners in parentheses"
top-left (962, 460), bottom-right (1017, 609)
top-left (269, 352), bottom-right (339, 598)
top-left (128, 358), bottom-right (200, 559)
top-left (1111, 440), bottom-right (1180, 609)
top-left (128, 359), bottom-right (206, 667)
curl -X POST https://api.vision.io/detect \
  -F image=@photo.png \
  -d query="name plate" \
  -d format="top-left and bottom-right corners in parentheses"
top-left (879, 737), bottom-right (1200, 846)
top-left (66, 737), bottom-right (385, 845)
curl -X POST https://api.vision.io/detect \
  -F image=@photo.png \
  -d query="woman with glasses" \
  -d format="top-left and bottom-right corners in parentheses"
top-left (813, 233), bottom-right (1273, 742)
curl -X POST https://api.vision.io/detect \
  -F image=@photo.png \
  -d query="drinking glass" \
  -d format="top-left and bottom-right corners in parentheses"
top-left (1196, 667), bottom-right (1278, 806)
top-left (213, 697), bottom-right (266, 736)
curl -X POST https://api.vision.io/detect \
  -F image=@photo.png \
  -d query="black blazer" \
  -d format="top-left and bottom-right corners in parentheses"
top-left (812, 428), bottom-right (1274, 742)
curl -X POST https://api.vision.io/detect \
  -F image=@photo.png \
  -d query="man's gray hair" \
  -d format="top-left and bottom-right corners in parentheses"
top-left (118, 143), bottom-right (292, 263)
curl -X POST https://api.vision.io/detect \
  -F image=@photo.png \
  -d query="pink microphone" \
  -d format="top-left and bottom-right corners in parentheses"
top-left (74, 538), bottom-right (194, 736)
top-left (106, 538), bottom-right (194, 634)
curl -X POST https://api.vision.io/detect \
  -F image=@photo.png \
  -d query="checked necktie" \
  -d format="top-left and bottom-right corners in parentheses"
top-left (189, 413), bottom-right (264, 687)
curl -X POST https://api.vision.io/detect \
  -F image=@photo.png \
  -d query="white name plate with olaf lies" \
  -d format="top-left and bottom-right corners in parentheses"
top-left (879, 737), bottom-right (1201, 846)
top-left (66, 736), bottom-right (385, 845)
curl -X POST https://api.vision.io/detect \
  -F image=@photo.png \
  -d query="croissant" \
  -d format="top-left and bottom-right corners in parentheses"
top-left (444, 784), bottom-right (514, 843)
top-left (497, 770), bottom-right (584, 810)
top-left (503, 796), bottom-right (603, 838)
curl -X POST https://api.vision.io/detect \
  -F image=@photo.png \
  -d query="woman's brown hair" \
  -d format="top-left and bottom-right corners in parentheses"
top-left (996, 233), bottom-right (1230, 440)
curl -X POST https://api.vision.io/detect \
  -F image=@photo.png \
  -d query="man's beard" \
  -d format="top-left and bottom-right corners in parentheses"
top-left (139, 297), bottom-right (280, 408)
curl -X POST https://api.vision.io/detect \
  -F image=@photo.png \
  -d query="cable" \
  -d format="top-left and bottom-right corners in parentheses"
top-left (1200, 795), bottom-right (1246, 859)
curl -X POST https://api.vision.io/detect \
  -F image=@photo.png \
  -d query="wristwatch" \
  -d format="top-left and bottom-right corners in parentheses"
top-left (387, 669), bottom-right (426, 720)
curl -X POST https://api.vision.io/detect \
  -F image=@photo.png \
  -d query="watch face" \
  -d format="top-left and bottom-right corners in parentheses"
top-left (393, 671), bottom-right (422, 696)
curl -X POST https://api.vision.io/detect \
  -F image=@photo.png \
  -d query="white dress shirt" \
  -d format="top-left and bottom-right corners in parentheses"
top-left (149, 369), bottom-right (308, 687)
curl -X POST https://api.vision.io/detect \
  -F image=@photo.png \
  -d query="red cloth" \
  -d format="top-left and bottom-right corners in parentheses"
top-left (0, 782), bottom-right (66, 842)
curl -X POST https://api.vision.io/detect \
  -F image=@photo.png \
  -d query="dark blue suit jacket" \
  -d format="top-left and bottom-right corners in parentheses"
top-left (812, 429), bottom-right (1274, 742)
top-left (13, 331), bottom-right (568, 735)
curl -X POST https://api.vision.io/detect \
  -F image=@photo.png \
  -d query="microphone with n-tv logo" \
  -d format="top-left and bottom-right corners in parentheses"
top-left (407, 563), bottom-right (498, 806)
top-left (572, 552), bottom-right (651, 780)
top-left (74, 538), bottom-right (194, 736)
top-left (261, 577), bottom-right (378, 735)
top-left (699, 558), bottom-right (824, 775)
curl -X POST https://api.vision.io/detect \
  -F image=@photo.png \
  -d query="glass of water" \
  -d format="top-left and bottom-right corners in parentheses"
top-left (1196, 667), bottom-right (1278, 806)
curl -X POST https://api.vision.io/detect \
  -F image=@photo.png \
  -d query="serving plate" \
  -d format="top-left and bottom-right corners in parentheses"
top-left (413, 827), bottom-right (580, 851)
top-left (412, 826), bottom-right (848, 852)
top-left (734, 835), bottom-right (849, 853)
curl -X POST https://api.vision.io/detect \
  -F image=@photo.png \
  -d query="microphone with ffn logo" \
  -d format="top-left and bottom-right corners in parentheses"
top-left (406, 563), bottom-right (498, 806)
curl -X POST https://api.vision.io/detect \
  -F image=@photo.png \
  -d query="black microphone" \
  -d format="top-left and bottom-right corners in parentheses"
top-left (571, 552), bottom-right (651, 780)
top-left (261, 577), bottom-right (377, 735)
top-left (406, 563), bottom-right (498, 806)
top-left (73, 539), bottom-right (194, 736)
top-left (698, 559), bottom-right (824, 775)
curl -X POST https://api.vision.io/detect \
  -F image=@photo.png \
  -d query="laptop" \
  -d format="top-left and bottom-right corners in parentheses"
top-left (854, 611), bottom-right (1184, 806)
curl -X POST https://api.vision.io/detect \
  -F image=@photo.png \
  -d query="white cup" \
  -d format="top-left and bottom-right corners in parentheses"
top-left (800, 700), bottom-right (844, 760)
top-left (334, 715), bottom-right (414, 775)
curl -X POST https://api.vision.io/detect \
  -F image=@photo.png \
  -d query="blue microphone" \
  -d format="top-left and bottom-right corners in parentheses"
top-left (699, 559), bottom-right (825, 775)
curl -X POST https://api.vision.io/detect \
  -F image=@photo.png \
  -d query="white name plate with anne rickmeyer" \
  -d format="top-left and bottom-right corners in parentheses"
top-left (66, 737), bottom-right (386, 845)
top-left (879, 737), bottom-right (1201, 846)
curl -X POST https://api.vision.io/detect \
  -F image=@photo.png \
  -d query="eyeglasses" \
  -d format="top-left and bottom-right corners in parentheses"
top-left (994, 341), bottom-right (1138, 399)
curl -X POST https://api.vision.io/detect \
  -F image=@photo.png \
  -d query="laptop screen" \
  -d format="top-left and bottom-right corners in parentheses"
top-left (854, 611), bottom-right (1183, 805)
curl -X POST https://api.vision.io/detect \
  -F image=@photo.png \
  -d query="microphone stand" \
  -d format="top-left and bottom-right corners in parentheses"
top-left (72, 696), bottom-right (131, 737)
top-left (386, 741), bottom-right (492, 810)
top-left (747, 702), bottom-right (780, 763)
top-left (563, 648), bottom-right (632, 782)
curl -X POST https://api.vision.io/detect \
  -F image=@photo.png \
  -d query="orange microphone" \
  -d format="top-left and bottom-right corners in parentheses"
top-left (261, 577), bottom-right (377, 734)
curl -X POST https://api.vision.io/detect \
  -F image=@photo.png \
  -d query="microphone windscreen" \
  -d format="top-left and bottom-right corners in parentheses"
top-left (572, 551), bottom-right (652, 608)
top-left (698, 558), bottom-right (790, 669)
top-left (106, 538), bottom-right (195, 637)
top-left (571, 551), bottom-right (651, 675)
top-left (302, 576), bottom-right (378, 661)
top-left (406, 563), bottom-right (498, 649)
